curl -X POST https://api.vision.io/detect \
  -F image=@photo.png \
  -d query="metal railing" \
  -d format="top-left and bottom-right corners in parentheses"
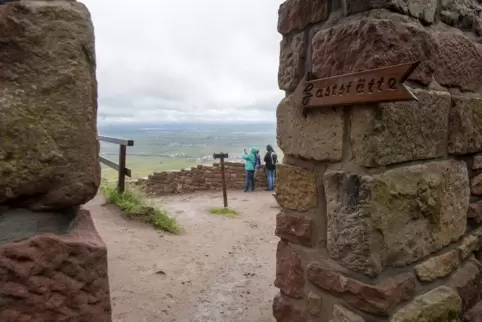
top-left (99, 136), bottom-right (134, 193)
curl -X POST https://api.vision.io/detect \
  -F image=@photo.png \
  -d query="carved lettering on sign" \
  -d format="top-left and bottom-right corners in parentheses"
top-left (293, 62), bottom-right (420, 109)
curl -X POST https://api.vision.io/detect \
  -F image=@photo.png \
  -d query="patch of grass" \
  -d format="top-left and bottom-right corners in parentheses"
top-left (209, 207), bottom-right (237, 217)
top-left (101, 184), bottom-right (180, 234)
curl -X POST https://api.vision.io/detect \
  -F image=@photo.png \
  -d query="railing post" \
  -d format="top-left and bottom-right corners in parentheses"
top-left (117, 144), bottom-right (127, 193)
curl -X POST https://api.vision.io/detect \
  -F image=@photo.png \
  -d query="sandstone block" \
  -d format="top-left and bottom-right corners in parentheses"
top-left (440, 0), bottom-right (482, 33)
top-left (472, 174), bottom-right (482, 195)
top-left (274, 240), bottom-right (304, 299)
top-left (275, 212), bottom-right (313, 246)
top-left (275, 164), bottom-right (317, 212)
top-left (277, 0), bottom-right (329, 35)
top-left (468, 201), bottom-right (482, 223)
top-left (434, 32), bottom-right (482, 92)
top-left (448, 95), bottom-right (482, 155)
top-left (0, 1), bottom-right (99, 210)
top-left (473, 155), bottom-right (482, 170)
top-left (307, 292), bottom-right (322, 316)
top-left (391, 286), bottom-right (462, 322)
top-left (414, 249), bottom-right (460, 282)
top-left (448, 260), bottom-right (481, 311)
top-left (0, 209), bottom-right (112, 322)
top-left (330, 305), bottom-right (365, 322)
top-left (343, 0), bottom-right (438, 24)
top-left (278, 32), bottom-right (305, 92)
top-left (273, 293), bottom-right (307, 322)
top-left (277, 97), bottom-right (344, 161)
top-left (312, 18), bottom-right (437, 85)
top-left (324, 160), bottom-right (469, 277)
top-left (465, 301), bottom-right (482, 322)
top-left (351, 89), bottom-right (450, 167)
top-left (307, 261), bottom-right (416, 316)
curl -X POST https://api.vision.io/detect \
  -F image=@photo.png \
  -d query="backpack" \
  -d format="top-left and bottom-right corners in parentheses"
top-left (271, 152), bottom-right (278, 166)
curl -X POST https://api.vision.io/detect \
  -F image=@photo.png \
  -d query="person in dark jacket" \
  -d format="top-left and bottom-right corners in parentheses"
top-left (263, 145), bottom-right (277, 191)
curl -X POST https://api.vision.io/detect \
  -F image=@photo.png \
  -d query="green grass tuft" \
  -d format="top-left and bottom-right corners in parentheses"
top-left (101, 184), bottom-right (180, 234)
top-left (209, 207), bottom-right (237, 217)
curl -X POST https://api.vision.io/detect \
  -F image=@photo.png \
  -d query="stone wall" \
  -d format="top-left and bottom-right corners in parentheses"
top-left (136, 162), bottom-right (268, 195)
top-left (0, 1), bottom-right (111, 321)
top-left (274, 0), bottom-right (482, 321)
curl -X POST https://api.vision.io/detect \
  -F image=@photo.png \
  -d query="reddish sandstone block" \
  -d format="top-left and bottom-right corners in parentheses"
top-left (275, 212), bottom-right (313, 246)
top-left (0, 209), bottom-right (112, 322)
top-left (448, 260), bottom-right (482, 311)
top-left (274, 240), bottom-right (304, 299)
top-left (307, 261), bottom-right (416, 316)
top-left (277, 0), bottom-right (329, 35)
top-left (273, 293), bottom-right (307, 322)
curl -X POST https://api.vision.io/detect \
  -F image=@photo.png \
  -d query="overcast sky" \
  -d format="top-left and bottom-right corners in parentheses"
top-left (81, 0), bottom-right (283, 125)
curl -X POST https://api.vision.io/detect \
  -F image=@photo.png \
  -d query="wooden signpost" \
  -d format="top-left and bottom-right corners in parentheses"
top-left (292, 62), bottom-right (420, 108)
top-left (213, 152), bottom-right (229, 208)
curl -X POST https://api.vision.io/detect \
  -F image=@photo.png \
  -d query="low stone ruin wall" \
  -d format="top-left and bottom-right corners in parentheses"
top-left (136, 162), bottom-right (268, 195)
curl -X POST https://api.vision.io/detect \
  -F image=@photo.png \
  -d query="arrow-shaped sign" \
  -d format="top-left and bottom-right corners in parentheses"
top-left (292, 61), bottom-right (420, 109)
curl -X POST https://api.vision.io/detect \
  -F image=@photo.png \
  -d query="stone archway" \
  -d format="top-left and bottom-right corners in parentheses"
top-left (273, 0), bottom-right (482, 321)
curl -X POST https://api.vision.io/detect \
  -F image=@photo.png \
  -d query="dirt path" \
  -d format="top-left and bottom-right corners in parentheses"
top-left (85, 190), bottom-right (279, 322)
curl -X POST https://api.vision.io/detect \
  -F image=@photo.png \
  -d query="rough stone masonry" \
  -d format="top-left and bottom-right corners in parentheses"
top-left (0, 1), bottom-right (111, 321)
top-left (274, 0), bottom-right (482, 321)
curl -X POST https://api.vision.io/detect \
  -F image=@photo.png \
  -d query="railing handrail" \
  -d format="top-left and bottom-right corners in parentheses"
top-left (98, 135), bottom-right (134, 146)
top-left (98, 135), bottom-right (134, 192)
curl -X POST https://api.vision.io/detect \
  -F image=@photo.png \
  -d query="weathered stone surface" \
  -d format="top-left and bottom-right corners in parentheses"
top-left (434, 32), bottom-right (482, 92)
top-left (278, 0), bottom-right (329, 35)
top-left (276, 212), bottom-right (313, 246)
top-left (468, 201), bottom-right (482, 223)
top-left (448, 95), bottom-right (482, 155)
top-left (465, 301), bottom-right (482, 322)
top-left (330, 305), bottom-right (365, 322)
top-left (351, 89), bottom-right (450, 167)
top-left (312, 18), bottom-right (437, 85)
top-left (391, 286), bottom-right (462, 322)
top-left (274, 240), bottom-right (304, 299)
top-left (307, 292), bottom-right (322, 316)
top-left (275, 164), bottom-right (317, 212)
top-left (277, 97), bottom-right (344, 162)
top-left (279, 32), bottom-right (305, 92)
top-left (344, 0), bottom-right (438, 24)
top-left (448, 260), bottom-right (482, 311)
top-left (0, 209), bottom-right (112, 322)
top-left (324, 160), bottom-right (469, 276)
top-left (440, 0), bottom-right (482, 33)
top-left (459, 228), bottom-right (482, 260)
top-left (473, 155), bottom-right (482, 169)
top-left (307, 262), bottom-right (416, 316)
top-left (472, 174), bottom-right (482, 195)
top-left (414, 249), bottom-right (461, 282)
top-left (0, 1), bottom-right (100, 210)
top-left (273, 293), bottom-right (307, 322)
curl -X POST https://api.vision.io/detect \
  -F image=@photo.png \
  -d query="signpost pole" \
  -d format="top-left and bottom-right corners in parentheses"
top-left (220, 156), bottom-right (228, 208)
top-left (213, 152), bottom-right (229, 208)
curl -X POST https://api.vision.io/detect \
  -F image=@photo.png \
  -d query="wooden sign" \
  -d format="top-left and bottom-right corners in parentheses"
top-left (213, 152), bottom-right (229, 208)
top-left (293, 62), bottom-right (420, 108)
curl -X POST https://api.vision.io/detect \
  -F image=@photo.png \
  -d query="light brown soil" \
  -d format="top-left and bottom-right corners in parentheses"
top-left (85, 190), bottom-right (279, 322)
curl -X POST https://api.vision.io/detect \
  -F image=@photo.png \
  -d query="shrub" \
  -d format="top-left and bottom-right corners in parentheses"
top-left (101, 184), bottom-right (180, 234)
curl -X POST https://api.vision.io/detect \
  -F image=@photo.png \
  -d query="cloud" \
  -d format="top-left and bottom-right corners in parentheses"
top-left (81, 0), bottom-right (284, 124)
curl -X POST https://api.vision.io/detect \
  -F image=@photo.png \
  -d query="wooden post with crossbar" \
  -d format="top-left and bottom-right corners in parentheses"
top-left (213, 152), bottom-right (229, 208)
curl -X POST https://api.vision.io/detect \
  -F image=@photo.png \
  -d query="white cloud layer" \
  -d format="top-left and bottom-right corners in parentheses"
top-left (81, 0), bottom-right (284, 124)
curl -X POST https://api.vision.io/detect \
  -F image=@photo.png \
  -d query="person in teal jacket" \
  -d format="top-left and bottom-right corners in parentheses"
top-left (242, 147), bottom-right (258, 192)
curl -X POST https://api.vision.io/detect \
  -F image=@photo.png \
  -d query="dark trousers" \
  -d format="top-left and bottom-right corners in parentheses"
top-left (245, 170), bottom-right (255, 191)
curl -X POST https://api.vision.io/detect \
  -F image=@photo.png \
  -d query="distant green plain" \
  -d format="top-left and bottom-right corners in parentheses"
top-left (99, 124), bottom-right (281, 184)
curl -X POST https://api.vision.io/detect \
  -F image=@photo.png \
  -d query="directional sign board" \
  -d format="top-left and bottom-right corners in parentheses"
top-left (293, 62), bottom-right (420, 108)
